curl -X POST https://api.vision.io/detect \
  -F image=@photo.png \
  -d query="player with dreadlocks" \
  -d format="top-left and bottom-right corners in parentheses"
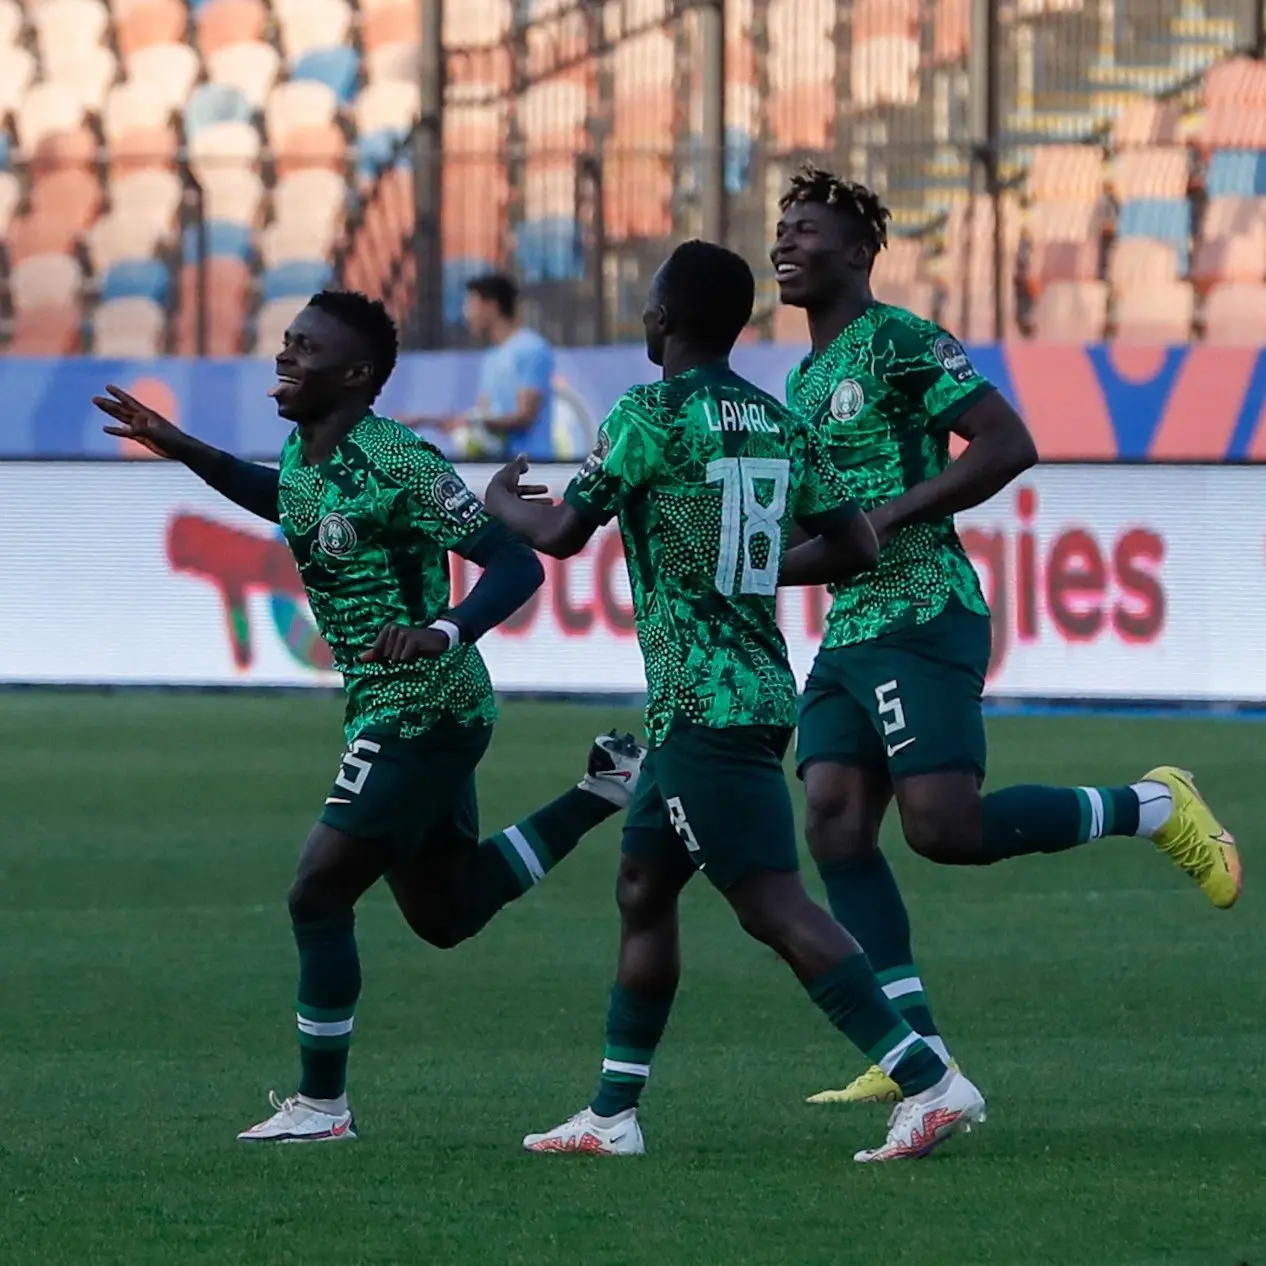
top-left (94, 290), bottom-right (647, 1143)
top-left (772, 164), bottom-right (1243, 1106)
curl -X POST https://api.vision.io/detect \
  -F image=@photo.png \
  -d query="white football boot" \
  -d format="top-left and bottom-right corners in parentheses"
top-left (523, 1107), bottom-right (645, 1155)
top-left (579, 731), bottom-right (647, 809)
top-left (236, 1091), bottom-right (357, 1144)
top-left (853, 1070), bottom-right (985, 1163)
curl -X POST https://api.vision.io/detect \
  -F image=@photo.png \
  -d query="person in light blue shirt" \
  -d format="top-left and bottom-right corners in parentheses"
top-left (437, 273), bottom-right (555, 460)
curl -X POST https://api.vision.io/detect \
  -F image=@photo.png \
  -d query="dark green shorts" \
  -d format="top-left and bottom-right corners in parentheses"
top-left (621, 722), bottom-right (798, 892)
top-left (797, 600), bottom-right (991, 780)
top-left (319, 721), bottom-right (492, 858)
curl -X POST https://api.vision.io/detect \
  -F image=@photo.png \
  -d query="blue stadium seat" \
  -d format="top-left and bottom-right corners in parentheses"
top-left (515, 217), bottom-right (583, 284)
top-left (1205, 148), bottom-right (1266, 198)
top-left (101, 259), bottom-right (171, 305)
top-left (0, 134), bottom-right (12, 172)
top-left (443, 257), bottom-right (497, 325)
top-left (263, 260), bottom-right (334, 303)
top-left (292, 47), bottom-right (360, 103)
top-left (1117, 198), bottom-right (1192, 272)
top-left (183, 221), bottom-right (255, 263)
top-left (184, 83), bottom-right (254, 137)
top-left (357, 128), bottom-right (406, 181)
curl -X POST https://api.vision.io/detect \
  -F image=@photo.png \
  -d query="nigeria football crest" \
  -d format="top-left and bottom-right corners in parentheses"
top-left (317, 512), bottom-right (358, 557)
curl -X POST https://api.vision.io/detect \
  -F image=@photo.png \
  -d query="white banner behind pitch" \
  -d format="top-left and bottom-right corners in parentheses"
top-left (1, 463), bottom-right (1262, 701)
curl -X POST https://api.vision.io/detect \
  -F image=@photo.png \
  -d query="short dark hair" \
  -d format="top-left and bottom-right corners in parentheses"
top-left (658, 240), bottom-right (754, 355)
top-left (307, 289), bottom-right (399, 400)
top-left (465, 272), bottom-right (518, 318)
top-left (779, 163), bottom-right (891, 263)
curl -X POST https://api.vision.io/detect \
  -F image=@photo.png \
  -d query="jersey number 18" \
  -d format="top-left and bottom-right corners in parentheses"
top-left (706, 457), bottom-right (789, 597)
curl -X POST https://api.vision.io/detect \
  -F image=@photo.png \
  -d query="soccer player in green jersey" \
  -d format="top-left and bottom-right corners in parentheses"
top-left (772, 164), bottom-right (1243, 1105)
top-left (486, 240), bottom-right (987, 1163)
top-left (93, 290), bottom-right (647, 1143)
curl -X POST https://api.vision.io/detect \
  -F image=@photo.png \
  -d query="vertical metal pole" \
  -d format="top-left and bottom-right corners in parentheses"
top-left (414, 0), bottom-right (445, 348)
top-left (967, 0), bottom-right (1002, 341)
top-left (699, 0), bottom-right (726, 244)
top-left (193, 173), bottom-right (207, 357)
top-left (1256, 0), bottom-right (1266, 57)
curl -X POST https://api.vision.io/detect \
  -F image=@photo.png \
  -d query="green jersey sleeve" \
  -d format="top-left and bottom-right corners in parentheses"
top-left (563, 387), bottom-right (663, 525)
top-left (873, 316), bottom-right (992, 432)
top-left (390, 441), bottom-right (494, 551)
top-left (793, 424), bottom-right (861, 530)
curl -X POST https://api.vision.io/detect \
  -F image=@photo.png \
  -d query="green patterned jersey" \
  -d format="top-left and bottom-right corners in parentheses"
top-left (278, 413), bottom-right (498, 740)
top-left (564, 363), bottom-right (859, 745)
top-left (786, 303), bottom-right (992, 647)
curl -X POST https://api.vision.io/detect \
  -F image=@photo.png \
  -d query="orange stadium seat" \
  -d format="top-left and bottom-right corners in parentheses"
top-left (12, 305), bottom-right (83, 354)
top-left (0, 171), bottom-right (19, 237)
top-left (196, 0), bottom-right (267, 59)
top-left (1191, 232), bottom-right (1266, 290)
top-left (30, 168), bottom-right (103, 232)
top-left (851, 36), bottom-right (921, 108)
top-left (1028, 145), bottom-right (1104, 203)
top-left (1111, 100), bottom-right (1181, 149)
top-left (1110, 146), bottom-right (1188, 202)
top-left (362, 3), bottom-right (419, 52)
top-left (175, 257), bottom-right (252, 355)
top-left (366, 42), bottom-right (419, 84)
top-left (273, 125), bottom-right (348, 178)
top-left (1108, 238), bottom-right (1181, 291)
top-left (1114, 281), bottom-right (1194, 343)
top-left (1204, 282), bottom-right (1266, 344)
top-left (932, 0), bottom-right (969, 64)
top-left (115, 1), bottom-right (188, 59)
top-left (1027, 238), bottom-right (1101, 292)
top-left (109, 123), bottom-right (180, 177)
top-left (6, 214), bottom-right (83, 265)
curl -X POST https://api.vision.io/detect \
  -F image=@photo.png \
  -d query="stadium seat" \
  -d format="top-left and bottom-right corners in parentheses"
top-left (357, 129), bottom-right (405, 181)
top-left (261, 219), bottom-right (339, 269)
top-left (195, 0), bottom-right (267, 58)
top-left (0, 46), bottom-right (36, 120)
top-left (207, 40), bottom-right (281, 111)
top-left (355, 81), bottom-right (420, 137)
top-left (1027, 238), bottom-right (1101, 292)
top-left (32, 0), bottom-right (110, 76)
top-left (362, 2), bottom-right (419, 51)
top-left (1029, 279), bottom-right (1108, 341)
top-left (111, 170), bottom-right (184, 231)
top-left (10, 253), bottom-right (83, 311)
top-left (86, 212), bottom-right (172, 275)
top-left (273, 169), bottom-right (347, 234)
top-left (1205, 149), bottom-right (1266, 199)
top-left (185, 83), bottom-right (255, 136)
top-left (365, 41), bottom-right (419, 84)
top-left (102, 258), bottom-right (171, 304)
top-left (51, 45), bottom-right (119, 115)
top-left (292, 47), bottom-right (360, 103)
top-left (30, 169), bottom-right (103, 232)
top-left (1116, 199), bottom-right (1191, 272)
top-left (1200, 103), bottom-right (1266, 151)
top-left (188, 121), bottom-right (262, 185)
top-left (515, 217), bottom-right (583, 283)
top-left (1108, 238), bottom-right (1180, 291)
top-left (277, 0), bottom-right (353, 63)
top-left (104, 81), bottom-right (173, 147)
top-left (109, 123), bottom-right (180, 177)
top-left (1191, 232), bottom-right (1266, 289)
top-left (263, 260), bottom-right (334, 302)
top-left (254, 295), bottom-right (310, 353)
top-left (11, 304), bottom-right (82, 353)
top-left (175, 257), bottom-right (252, 354)
top-left (0, 170), bottom-right (20, 237)
top-left (16, 82), bottom-right (87, 155)
top-left (851, 36), bottom-right (921, 107)
top-left (1203, 55), bottom-right (1266, 112)
top-left (1027, 199), bottom-right (1104, 244)
top-left (115, 1), bottom-right (188, 60)
top-left (1204, 282), bottom-right (1266, 344)
top-left (5, 213), bottom-right (80, 265)
top-left (93, 297), bottom-right (167, 356)
top-left (200, 166), bottom-right (265, 227)
top-left (0, 1), bottom-right (21, 48)
top-left (1113, 282), bottom-right (1194, 343)
top-left (267, 81), bottom-right (340, 142)
top-left (183, 219), bottom-right (255, 262)
top-left (1110, 146), bottom-right (1188, 202)
top-left (1028, 145), bottom-right (1104, 203)
top-left (1111, 99), bottom-right (1181, 149)
top-left (123, 43), bottom-right (200, 112)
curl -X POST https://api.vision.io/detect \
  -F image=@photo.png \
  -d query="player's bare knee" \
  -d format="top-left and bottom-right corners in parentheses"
top-left (288, 871), bottom-right (354, 923)
top-left (616, 857), bottom-right (675, 926)
top-left (803, 772), bottom-right (880, 864)
top-left (898, 781), bottom-right (983, 865)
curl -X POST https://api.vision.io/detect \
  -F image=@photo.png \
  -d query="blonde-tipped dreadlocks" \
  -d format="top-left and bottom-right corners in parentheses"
top-left (779, 163), bottom-right (891, 260)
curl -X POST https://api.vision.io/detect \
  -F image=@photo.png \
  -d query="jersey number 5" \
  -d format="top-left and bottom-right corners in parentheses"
top-left (706, 457), bottom-right (790, 597)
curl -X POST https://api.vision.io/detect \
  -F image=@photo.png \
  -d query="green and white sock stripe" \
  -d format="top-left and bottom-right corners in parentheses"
top-left (491, 821), bottom-right (554, 889)
top-left (297, 1004), bottom-right (355, 1049)
top-left (868, 1024), bottom-right (930, 1075)
top-left (601, 1045), bottom-right (654, 1083)
top-left (1075, 787), bottom-right (1109, 840)
top-left (876, 968), bottom-right (927, 1006)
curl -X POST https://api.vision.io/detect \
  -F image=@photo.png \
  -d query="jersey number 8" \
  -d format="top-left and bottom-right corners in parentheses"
top-left (706, 457), bottom-right (790, 597)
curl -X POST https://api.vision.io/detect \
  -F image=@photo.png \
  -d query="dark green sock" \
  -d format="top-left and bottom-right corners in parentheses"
top-left (590, 984), bottom-right (675, 1118)
top-left (806, 954), bottom-right (946, 1098)
top-left (981, 784), bottom-right (1141, 862)
top-left (443, 787), bottom-right (619, 942)
top-left (817, 851), bottom-right (941, 1045)
top-left (294, 915), bottom-right (361, 1101)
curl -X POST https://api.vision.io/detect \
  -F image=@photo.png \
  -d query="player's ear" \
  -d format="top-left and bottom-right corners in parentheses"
top-left (345, 360), bottom-right (374, 391)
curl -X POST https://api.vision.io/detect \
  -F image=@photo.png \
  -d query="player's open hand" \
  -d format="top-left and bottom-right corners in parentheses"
top-left (92, 385), bottom-right (186, 459)
top-left (358, 623), bottom-right (451, 664)
top-left (486, 455), bottom-right (550, 508)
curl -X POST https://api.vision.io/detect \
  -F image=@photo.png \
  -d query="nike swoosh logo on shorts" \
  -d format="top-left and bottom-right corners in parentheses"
top-left (886, 737), bottom-right (917, 757)
top-left (325, 797), bottom-right (352, 805)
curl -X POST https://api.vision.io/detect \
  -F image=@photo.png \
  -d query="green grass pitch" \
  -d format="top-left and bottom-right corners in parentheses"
top-left (3, 691), bottom-right (1264, 1265)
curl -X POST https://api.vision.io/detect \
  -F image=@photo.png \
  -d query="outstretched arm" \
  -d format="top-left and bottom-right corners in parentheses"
top-left (93, 385), bottom-right (281, 524)
top-left (869, 390), bottom-right (1036, 545)
top-left (444, 521), bottom-right (545, 641)
top-left (483, 457), bottom-right (598, 559)
top-left (780, 506), bottom-right (879, 587)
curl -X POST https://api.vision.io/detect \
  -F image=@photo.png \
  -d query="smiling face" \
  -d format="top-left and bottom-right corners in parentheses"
top-left (770, 198), bottom-right (873, 310)
top-left (270, 304), bottom-right (373, 422)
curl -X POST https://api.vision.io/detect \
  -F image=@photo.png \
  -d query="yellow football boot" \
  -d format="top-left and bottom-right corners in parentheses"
top-left (1144, 766), bottom-right (1242, 909)
top-left (807, 1059), bottom-right (960, 1106)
